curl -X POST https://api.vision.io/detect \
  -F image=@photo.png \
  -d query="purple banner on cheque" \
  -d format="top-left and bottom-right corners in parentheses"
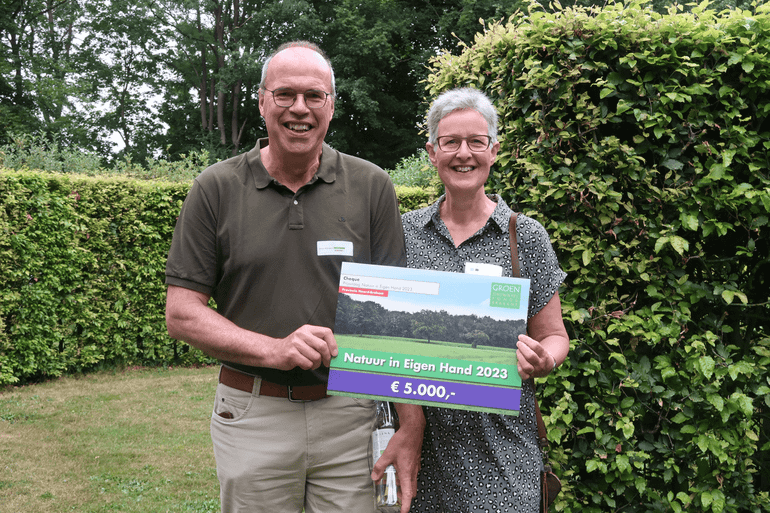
top-left (328, 369), bottom-right (521, 412)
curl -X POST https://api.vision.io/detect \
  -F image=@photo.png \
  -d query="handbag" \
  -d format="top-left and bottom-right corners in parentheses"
top-left (509, 212), bottom-right (563, 513)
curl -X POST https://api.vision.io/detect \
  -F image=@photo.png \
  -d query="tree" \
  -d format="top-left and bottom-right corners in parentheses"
top-left (0, 0), bottom-right (85, 148)
top-left (2, 0), bottom-right (761, 169)
top-left (319, 0), bottom-right (529, 169)
top-left (411, 310), bottom-right (450, 343)
top-left (461, 329), bottom-right (490, 349)
top-left (155, 0), bottom-right (314, 156)
top-left (1, 0), bottom-right (534, 168)
top-left (77, 0), bottom-right (169, 162)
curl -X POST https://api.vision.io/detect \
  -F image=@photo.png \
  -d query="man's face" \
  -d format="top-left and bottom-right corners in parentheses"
top-left (259, 47), bottom-right (335, 160)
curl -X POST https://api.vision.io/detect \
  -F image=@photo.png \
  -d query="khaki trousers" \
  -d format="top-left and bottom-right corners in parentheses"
top-left (210, 376), bottom-right (377, 513)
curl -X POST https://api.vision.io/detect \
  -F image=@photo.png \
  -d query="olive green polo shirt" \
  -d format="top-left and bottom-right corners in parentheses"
top-left (166, 139), bottom-right (406, 385)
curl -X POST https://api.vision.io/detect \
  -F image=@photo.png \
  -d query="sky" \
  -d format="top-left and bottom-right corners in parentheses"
top-left (339, 262), bottom-right (530, 321)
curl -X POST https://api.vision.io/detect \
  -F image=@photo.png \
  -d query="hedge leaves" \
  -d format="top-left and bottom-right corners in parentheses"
top-left (426, 1), bottom-right (769, 511)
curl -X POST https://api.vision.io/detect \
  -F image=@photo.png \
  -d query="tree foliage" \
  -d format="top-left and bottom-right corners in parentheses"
top-left (2, 0), bottom-right (534, 169)
top-left (1, 0), bottom-right (762, 170)
top-left (0, 0), bottom-right (100, 153)
top-left (425, 1), bottom-right (769, 511)
top-left (335, 293), bottom-right (525, 348)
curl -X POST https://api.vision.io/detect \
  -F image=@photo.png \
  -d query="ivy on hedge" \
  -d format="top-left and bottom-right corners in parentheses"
top-left (425, 1), bottom-right (769, 512)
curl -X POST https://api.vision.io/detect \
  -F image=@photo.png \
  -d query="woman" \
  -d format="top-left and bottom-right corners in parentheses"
top-left (402, 87), bottom-right (569, 512)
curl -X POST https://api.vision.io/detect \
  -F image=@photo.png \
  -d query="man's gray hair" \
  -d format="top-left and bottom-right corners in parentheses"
top-left (259, 40), bottom-right (336, 96)
top-left (426, 88), bottom-right (498, 144)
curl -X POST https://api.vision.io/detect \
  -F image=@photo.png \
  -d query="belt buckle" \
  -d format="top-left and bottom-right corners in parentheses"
top-left (287, 385), bottom-right (310, 403)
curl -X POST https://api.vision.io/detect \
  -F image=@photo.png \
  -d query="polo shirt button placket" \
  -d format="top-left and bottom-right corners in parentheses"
top-left (288, 194), bottom-right (304, 230)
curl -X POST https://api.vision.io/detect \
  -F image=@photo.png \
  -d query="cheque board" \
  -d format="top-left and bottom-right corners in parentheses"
top-left (327, 262), bottom-right (530, 416)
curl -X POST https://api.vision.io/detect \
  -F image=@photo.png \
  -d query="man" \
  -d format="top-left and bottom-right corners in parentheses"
top-left (165, 41), bottom-right (423, 513)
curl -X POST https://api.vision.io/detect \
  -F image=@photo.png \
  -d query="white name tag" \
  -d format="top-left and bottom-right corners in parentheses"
top-left (317, 240), bottom-right (354, 256)
top-left (464, 262), bottom-right (503, 276)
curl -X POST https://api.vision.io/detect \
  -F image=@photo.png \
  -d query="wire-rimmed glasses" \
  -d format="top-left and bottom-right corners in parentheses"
top-left (263, 87), bottom-right (332, 109)
top-left (435, 135), bottom-right (492, 152)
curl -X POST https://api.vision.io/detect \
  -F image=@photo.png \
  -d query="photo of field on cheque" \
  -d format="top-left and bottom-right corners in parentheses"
top-left (327, 262), bottom-right (532, 416)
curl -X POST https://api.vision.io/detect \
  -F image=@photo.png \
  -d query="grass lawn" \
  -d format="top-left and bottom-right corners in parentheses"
top-left (336, 334), bottom-right (516, 365)
top-left (0, 366), bottom-right (221, 512)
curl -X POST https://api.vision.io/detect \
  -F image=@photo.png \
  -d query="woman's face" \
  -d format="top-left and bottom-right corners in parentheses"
top-left (426, 109), bottom-right (500, 196)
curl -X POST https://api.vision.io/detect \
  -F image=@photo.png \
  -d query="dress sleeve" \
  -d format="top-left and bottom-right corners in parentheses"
top-left (517, 215), bottom-right (567, 319)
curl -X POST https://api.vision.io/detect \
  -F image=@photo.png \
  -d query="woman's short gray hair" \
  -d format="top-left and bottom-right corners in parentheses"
top-left (426, 88), bottom-right (498, 144)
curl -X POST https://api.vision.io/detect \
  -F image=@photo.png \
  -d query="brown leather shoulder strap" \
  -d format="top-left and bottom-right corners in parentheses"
top-left (510, 211), bottom-right (549, 448)
top-left (509, 212), bottom-right (520, 278)
top-left (534, 387), bottom-right (548, 448)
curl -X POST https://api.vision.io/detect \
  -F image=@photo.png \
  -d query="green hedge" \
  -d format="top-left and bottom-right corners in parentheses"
top-left (396, 185), bottom-right (439, 213)
top-left (0, 170), bottom-right (435, 385)
top-left (0, 171), bottom-right (209, 385)
top-left (425, 1), bottom-right (769, 511)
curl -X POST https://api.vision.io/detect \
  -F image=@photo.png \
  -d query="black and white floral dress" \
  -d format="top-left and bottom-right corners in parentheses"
top-left (402, 194), bottom-right (567, 513)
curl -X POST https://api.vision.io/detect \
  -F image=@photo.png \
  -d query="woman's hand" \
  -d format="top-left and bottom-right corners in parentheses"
top-left (517, 291), bottom-right (570, 380)
top-left (516, 335), bottom-right (556, 380)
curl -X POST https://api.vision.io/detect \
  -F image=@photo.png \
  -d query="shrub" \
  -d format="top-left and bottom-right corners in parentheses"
top-left (0, 132), bottom-right (104, 175)
top-left (0, 168), bottom-right (440, 384)
top-left (394, 185), bottom-right (438, 214)
top-left (0, 131), bottom-right (212, 183)
top-left (425, 1), bottom-right (770, 511)
top-left (387, 150), bottom-right (442, 212)
top-left (388, 150), bottom-right (437, 188)
top-left (0, 170), bottom-right (213, 384)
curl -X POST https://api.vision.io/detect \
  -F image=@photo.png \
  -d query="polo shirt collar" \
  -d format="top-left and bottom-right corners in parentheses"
top-left (315, 144), bottom-right (337, 184)
top-left (248, 138), bottom-right (336, 189)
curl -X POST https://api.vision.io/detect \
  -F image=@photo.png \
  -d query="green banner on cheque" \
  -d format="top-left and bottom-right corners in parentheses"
top-left (327, 262), bottom-right (531, 416)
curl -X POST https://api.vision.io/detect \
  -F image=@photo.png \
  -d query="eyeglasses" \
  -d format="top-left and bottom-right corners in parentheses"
top-left (263, 87), bottom-right (332, 109)
top-left (436, 135), bottom-right (492, 152)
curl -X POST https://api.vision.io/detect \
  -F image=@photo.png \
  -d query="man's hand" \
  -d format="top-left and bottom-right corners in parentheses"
top-left (371, 404), bottom-right (425, 513)
top-left (166, 286), bottom-right (339, 371)
top-left (270, 325), bottom-right (338, 371)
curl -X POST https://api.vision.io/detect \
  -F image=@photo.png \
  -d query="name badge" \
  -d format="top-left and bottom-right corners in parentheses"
top-left (464, 262), bottom-right (503, 276)
top-left (317, 240), bottom-right (354, 256)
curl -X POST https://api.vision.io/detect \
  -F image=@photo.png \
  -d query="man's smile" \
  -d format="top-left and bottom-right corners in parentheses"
top-left (286, 122), bottom-right (311, 132)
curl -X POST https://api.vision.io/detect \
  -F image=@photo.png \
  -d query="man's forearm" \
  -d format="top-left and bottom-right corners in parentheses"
top-left (165, 285), bottom-right (337, 371)
top-left (165, 285), bottom-right (269, 366)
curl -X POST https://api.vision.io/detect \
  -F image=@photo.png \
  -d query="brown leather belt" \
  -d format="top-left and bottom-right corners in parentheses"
top-left (219, 365), bottom-right (328, 401)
